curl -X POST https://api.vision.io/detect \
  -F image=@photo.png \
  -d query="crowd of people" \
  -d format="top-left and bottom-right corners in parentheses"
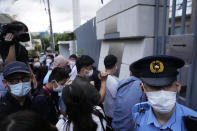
top-left (0, 21), bottom-right (197, 131)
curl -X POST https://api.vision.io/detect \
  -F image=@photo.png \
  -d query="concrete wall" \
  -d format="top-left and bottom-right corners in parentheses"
top-left (59, 44), bottom-right (70, 59)
top-left (119, 38), bottom-right (154, 79)
top-left (96, 0), bottom-right (168, 40)
top-left (96, 0), bottom-right (162, 79)
top-left (98, 40), bottom-right (124, 76)
top-left (58, 41), bottom-right (76, 59)
top-left (75, 18), bottom-right (101, 67)
top-left (98, 38), bottom-right (153, 79)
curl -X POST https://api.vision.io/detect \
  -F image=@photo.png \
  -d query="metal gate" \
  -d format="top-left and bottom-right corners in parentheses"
top-left (154, 0), bottom-right (197, 111)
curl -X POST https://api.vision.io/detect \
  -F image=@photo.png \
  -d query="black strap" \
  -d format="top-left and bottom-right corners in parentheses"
top-left (184, 115), bottom-right (197, 131)
top-left (92, 109), bottom-right (106, 131)
top-left (117, 79), bottom-right (135, 91)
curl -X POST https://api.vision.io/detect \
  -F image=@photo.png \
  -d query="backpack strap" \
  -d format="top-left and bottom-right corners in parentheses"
top-left (117, 79), bottom-right (135, 91)
top-left (92, 109), bottom-right (106, 131)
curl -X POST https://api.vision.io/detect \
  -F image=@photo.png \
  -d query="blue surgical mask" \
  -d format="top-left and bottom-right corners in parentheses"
top-left (53, 85), bottom-right (64, 92)
top-left (55, 85), bottom-right (64, 96)
top-left (9, 82), bottom-right (31, 97)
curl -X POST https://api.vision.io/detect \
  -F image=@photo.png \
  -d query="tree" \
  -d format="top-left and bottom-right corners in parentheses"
top-left (35, 45), bottom-right (42, 52)
top-left (76, 49), bottom-right (85, 57)
top-left (31, 32), bottom-right (76, 52)
top-left (54, 32), bottom-right (75, 43)
top-left (54, 32), bottom-right (76, 51)
top-left (40, 36), bottom-right (50, 51)
top-left (31, 34), bottom-right (50, 52)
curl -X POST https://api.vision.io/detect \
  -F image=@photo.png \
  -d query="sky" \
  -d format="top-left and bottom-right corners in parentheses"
top-left (0, 0), bottom-right (111, 33)
top-left (169, 0), bottom-right (192, 17)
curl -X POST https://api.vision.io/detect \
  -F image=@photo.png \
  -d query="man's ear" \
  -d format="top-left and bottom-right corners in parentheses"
top-left (51, 80), bottom-right (55, 84)
top-left (52, 80), bottom-right (58, 87)
top-left (176, 80), bottom-right (181, 93)
top-left (81, 67), bottom-right (86, 74)
top-left (2, 79), bottom-right (8, 87)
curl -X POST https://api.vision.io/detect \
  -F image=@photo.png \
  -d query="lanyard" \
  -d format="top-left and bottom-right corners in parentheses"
top-left (42, 86), bottom-right (51, 94)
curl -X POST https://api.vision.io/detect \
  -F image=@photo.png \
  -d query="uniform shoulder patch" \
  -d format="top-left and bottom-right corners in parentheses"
top-left (132, 102), bottom-right (151, 114)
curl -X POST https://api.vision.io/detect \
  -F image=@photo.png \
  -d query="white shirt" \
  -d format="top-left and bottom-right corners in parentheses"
top-left (70, 65), bottom-right (77, 81)
top-left (56, 106), bottom-right (106, 131)
top-left (103, 75), bottom-right (119, 118)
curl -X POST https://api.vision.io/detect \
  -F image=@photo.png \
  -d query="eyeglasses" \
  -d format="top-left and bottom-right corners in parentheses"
top-left (7, 76), bottom-right (30, 85)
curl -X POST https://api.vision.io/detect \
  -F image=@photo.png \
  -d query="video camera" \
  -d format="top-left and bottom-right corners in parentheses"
top-left (0, 23), bottom-right (30, 43)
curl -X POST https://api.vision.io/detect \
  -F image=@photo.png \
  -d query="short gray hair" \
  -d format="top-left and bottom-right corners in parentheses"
top-left (53, 55), bottom-right (67, 68)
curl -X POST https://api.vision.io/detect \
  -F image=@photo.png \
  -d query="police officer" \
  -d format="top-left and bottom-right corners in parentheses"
top-left (131, 55), bottom-right (197, 131)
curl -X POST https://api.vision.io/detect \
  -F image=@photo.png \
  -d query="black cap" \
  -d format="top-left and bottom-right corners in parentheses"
top-left (130, 55), bottom-right (185, 87)
top-left (3, 61), bottom-right (30, 78)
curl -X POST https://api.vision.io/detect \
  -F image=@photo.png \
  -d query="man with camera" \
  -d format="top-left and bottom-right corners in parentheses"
top-left (0, 21), bottom-right (30, 65)
top-left (0, 21), bottom-right (38, 89)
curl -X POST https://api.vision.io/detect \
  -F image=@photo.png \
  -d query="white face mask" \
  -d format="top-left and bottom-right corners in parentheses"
top-left (46, 59), bottom-right (52, 66)
top-left (53, 81), bottom-right (65, 92)
top-left (85, 69), bottom-right (93, 77)
top-left (146, 90), bottom-right (176, 114)
top-left (69, 61), bottom-right (76, 69)
top-left (33, 62), bottom-right (40, 68)
top-left (53, 85), bottom-right (64, 92)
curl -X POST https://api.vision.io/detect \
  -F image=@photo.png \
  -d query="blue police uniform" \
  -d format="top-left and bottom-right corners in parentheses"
top-left (130, 55), bottom-right (197, 131)
top-left (132, 102), bottom-right (197, 131)
top-left (112, 76), bottom-right (146, 131)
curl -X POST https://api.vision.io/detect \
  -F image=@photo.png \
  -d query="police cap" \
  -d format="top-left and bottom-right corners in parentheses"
top-left (131, 55), bottom-right (185, 87)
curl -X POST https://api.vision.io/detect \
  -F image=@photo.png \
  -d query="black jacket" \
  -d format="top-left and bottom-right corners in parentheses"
top-left (32, 87), bottom-right (60, 125)
top-left (72, 76), bottom-right (100, 105)
top-left (0, 92), bottom-right (33, 120)
top-left (89, 68), bottom-right (101, 91)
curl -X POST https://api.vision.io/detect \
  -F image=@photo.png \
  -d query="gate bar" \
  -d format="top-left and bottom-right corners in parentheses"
top-left (171, 0), bottom-right (176, 35)
top-left (161, 0), bottom-right (167, 54)
top-left (154, 0), bottom-right (160, 55)
top-left (181, 0), bottom-right (187, 34)
top-left (190, 0), bottom-right (197, 110)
